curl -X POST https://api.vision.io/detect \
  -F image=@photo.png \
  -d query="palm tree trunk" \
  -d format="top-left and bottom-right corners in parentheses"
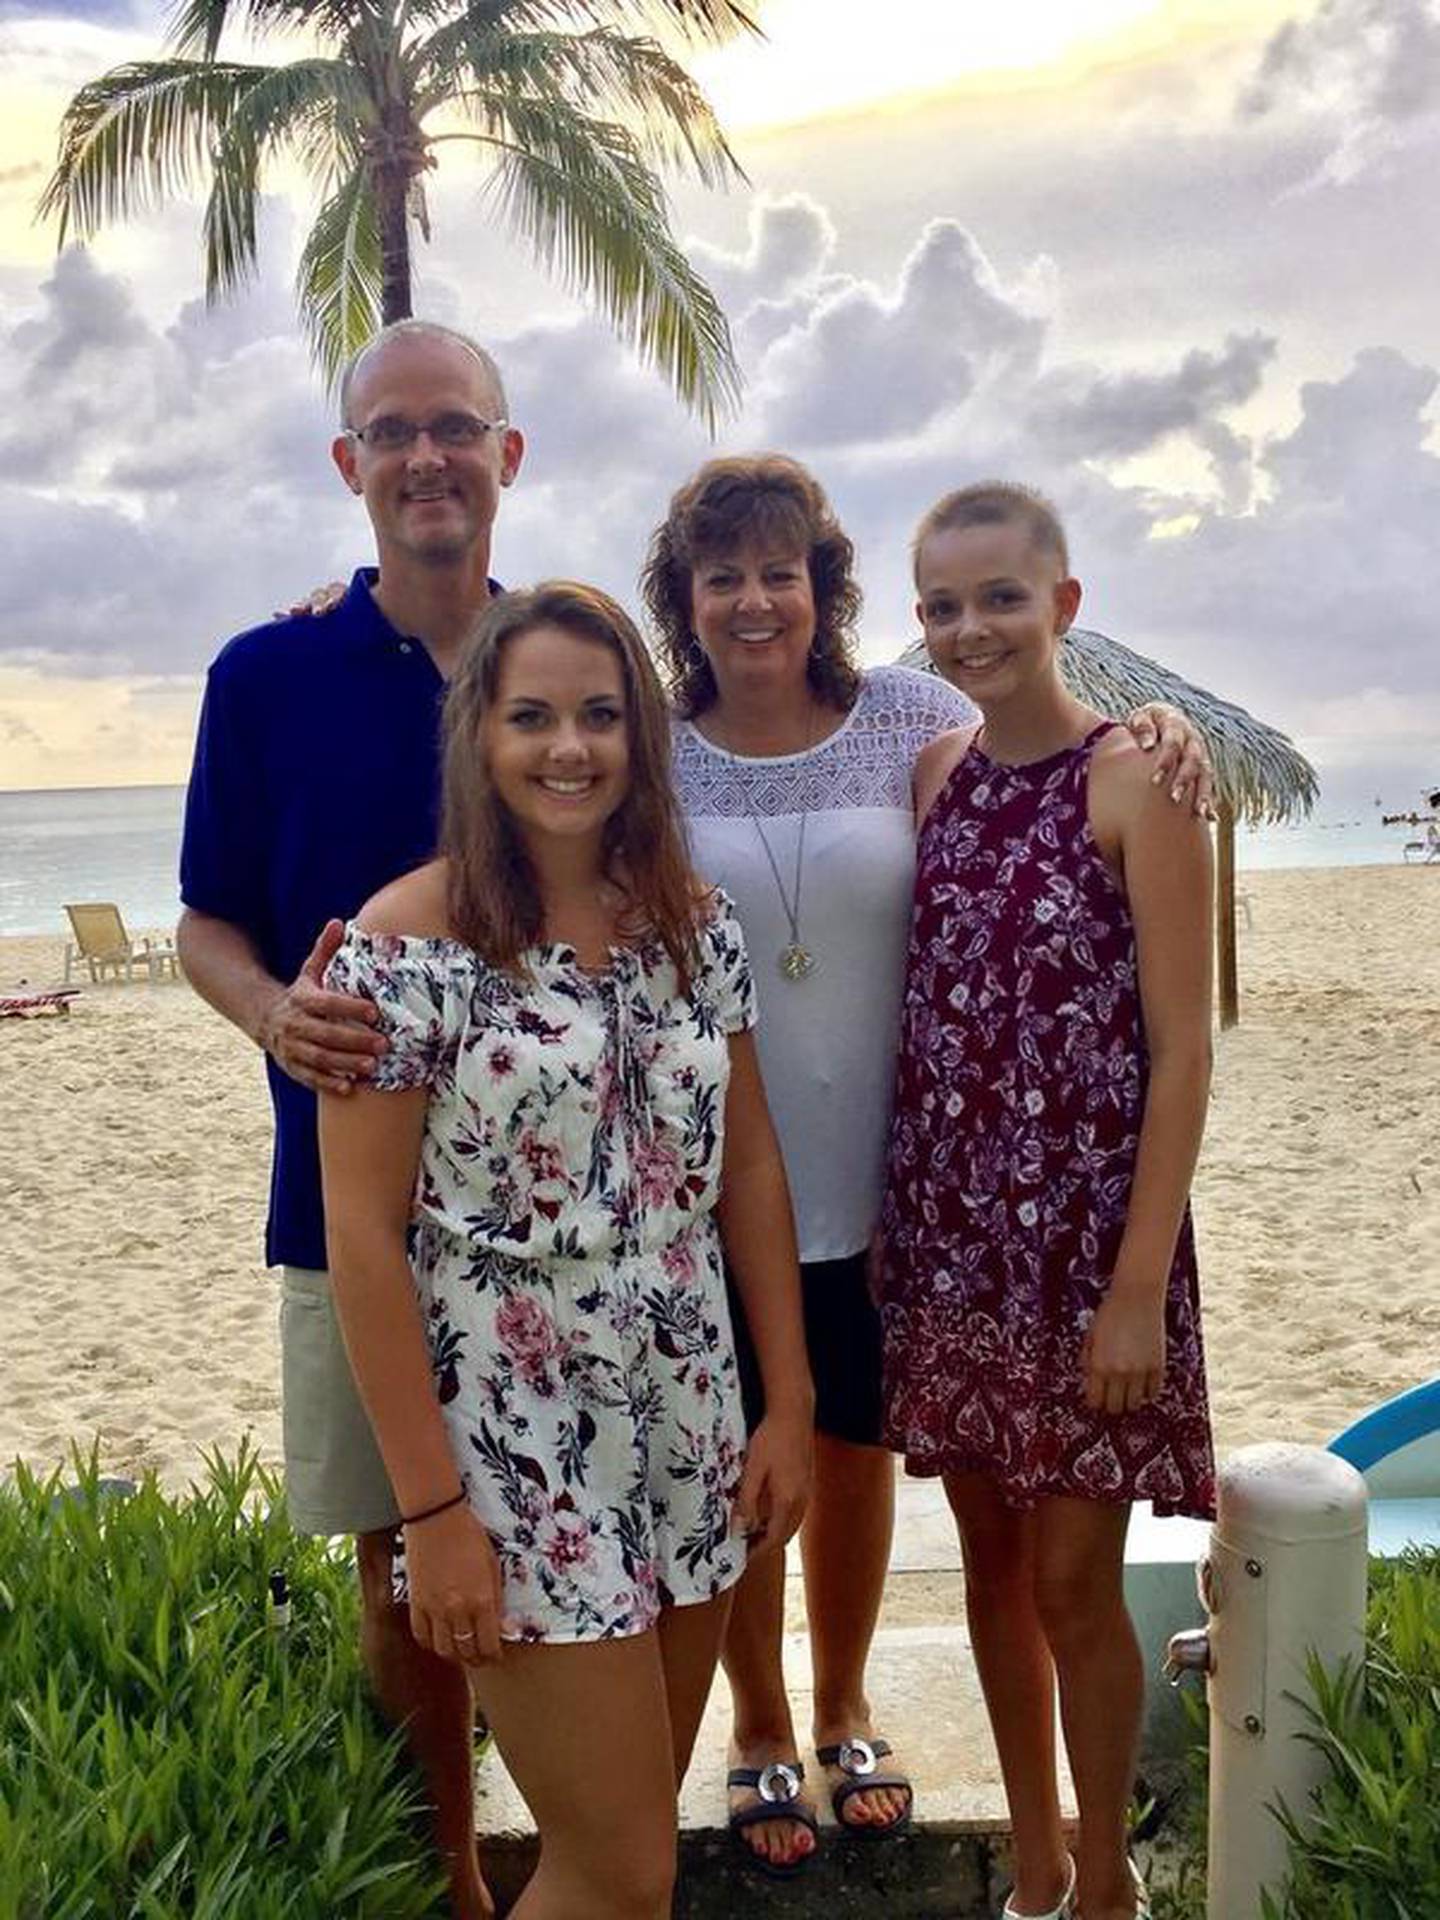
top-left (377, 160), bottom-right (411, 323)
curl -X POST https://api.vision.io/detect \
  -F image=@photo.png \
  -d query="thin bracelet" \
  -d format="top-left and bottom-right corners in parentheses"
top-left (401, 1489), bottom-right (466, 1527)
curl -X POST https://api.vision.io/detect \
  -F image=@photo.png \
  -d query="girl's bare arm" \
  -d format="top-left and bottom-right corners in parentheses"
top-left (1085, 741), bottom-right (1214, 1411)
top-left (717, 1031), bottom-right (814, 1552)
top-left (318, 875), bottom-right (504, 1663)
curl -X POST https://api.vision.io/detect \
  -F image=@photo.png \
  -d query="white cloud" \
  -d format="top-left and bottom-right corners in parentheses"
top-left (1240, 0), bottom-right (1440, 181)
top-left (753, 218), bottom-right (1044, 447)
top-left (1026, 335), bottom-right (1277, 461)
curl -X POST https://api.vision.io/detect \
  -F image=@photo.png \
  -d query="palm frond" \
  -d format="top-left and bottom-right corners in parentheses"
top-left (38, 60), bottom-right (277, 247)
top-left (471, 92), bottom-right (739, 423)
top-left (416, 24), bottom-right (743, 188)
top-left (190, 59), bottom-right (358, 296)
top-left (897, 627), bottom-right (1318, 826)
top-left (400, 0), bottom-right (758, 44)
top-left (296, 161), bottom-right (383, 389)
top-left (167, 0), bottom-right (369, 57)
top-left (165, 0), bottom-right (237, 61)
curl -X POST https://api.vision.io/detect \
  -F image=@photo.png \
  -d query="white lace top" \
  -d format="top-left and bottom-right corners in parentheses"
top-left (674, 664), bottom-right (975, 1261)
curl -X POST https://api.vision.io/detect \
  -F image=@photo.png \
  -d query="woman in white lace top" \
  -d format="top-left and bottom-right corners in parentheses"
top-left (642, 456), bottom-right (1210, 1875)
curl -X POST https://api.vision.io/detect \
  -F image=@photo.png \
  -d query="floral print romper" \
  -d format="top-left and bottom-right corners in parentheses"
top-left (879, 726), bottom-right (1216, 1519)
top-left (328, 896), bottom-right (755, 1642)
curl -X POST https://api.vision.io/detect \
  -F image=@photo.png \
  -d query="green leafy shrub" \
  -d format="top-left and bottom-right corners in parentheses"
top-left (0, 1445), bottom-right (447, 1919)
top-left (1147, 1551), bottom-right (1440, 1918)
top-left (1260, 1547), bottom-right (1440, 1918)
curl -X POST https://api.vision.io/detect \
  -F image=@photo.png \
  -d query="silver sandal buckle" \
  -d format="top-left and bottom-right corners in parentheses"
top-left (756, 1761), bottom-right (802, 1804)
top-left (838, 1737), bottom-right (878, 1777)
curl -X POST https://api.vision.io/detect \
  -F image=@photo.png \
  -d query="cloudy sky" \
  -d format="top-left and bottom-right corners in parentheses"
top-left (1, 0), bottom-right (1437, 811)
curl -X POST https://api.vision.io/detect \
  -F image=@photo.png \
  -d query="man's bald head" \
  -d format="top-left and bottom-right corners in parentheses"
top-left (339, 321), bottom-right (509, 427)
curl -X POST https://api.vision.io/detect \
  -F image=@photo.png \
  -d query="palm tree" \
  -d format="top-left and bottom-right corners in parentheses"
top-left (38, 0), bottom-right (758, 422)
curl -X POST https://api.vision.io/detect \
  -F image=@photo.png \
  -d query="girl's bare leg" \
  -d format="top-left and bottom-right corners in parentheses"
top-left (657, 1588), bottom-right (735, 1781)
top-left (719, 1545), bottom-right (817, 1870)
top-left (803, 1433), bottom-right (909, 1829)
top-left (356, 1530), bottom-right (493, 1920)
top-left (470, 1632), bottom-right (678, 1920)
top-left (944, 1473), bottom-right (1071, 1915)
top-left (1034, 1497), bottom-right (1142, 1920)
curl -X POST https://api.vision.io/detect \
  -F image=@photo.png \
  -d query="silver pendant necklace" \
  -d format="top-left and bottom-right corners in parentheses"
top-left (712, 702), bottom-right (820, 982)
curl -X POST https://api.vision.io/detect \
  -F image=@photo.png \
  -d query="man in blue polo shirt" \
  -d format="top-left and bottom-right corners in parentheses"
top-left (179, 319), bottom-right (521, 1920)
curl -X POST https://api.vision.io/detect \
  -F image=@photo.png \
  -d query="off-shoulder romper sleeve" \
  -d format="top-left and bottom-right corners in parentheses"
top-left (324, 926), bottom-right (463, 1091)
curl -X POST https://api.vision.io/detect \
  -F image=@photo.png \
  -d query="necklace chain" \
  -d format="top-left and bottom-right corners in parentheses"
top-left (711, 702), bottom-right (820, 982)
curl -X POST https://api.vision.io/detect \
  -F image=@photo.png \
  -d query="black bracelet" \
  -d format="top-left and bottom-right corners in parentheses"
top-left (401, 1489), bottom-right (467, 1528)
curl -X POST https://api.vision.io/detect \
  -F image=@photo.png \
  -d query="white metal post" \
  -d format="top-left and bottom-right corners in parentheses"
top-left (1167, 1442), bottom-right (1368, 1918)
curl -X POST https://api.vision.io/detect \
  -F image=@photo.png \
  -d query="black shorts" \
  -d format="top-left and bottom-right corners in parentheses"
top-left (726, 1251), bottom-right (884, 1448)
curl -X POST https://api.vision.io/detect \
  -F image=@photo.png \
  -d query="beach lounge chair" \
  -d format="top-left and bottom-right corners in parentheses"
top-left (62, 903), bottom-right (180, 984)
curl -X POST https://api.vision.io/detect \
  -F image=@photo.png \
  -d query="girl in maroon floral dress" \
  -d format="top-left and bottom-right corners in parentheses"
top-left (878, 487), bottom-right (1216, 1920)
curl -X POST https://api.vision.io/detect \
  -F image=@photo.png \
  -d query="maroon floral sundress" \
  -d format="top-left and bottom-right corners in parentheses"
top-left (878, 723), bottom-right (1216, 1518)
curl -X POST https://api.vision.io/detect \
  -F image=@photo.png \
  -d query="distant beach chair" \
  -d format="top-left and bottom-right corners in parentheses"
top-left (1403, 822), bottom-right (1440, 863)
top-left (62, 903), bottom-right (180, 984)
top-left (0, 986), bottom-right (80, 1019)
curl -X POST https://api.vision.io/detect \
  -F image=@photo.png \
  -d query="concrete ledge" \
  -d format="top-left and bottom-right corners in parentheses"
top-left (474, 1614), bottom-right (1075, 1915)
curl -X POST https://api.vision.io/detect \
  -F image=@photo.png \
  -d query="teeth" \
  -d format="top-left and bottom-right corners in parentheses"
top-left (539, 778), bottom-right (593, 794)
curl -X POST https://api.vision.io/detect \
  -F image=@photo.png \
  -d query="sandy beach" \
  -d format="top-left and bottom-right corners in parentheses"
top-left (2, 864), bottom-right (1437, 1489)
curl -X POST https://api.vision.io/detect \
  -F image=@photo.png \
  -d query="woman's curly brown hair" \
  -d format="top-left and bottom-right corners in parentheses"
top-left (640, 454), bottom-right (863, 717)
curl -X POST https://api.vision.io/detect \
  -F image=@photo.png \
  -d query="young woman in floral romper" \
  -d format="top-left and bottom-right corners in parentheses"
top-left (318, 583), bottom-right (812, 1920)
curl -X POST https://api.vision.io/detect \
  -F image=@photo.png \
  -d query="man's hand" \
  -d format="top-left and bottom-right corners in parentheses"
top-left (734, 1410), bottom-right (813, 1556)
top-left (258, 918), bottom-right (385, 1094)
top-left (1125, 703), bottom-right (1215, 819)
top-left (274, 581), bottom-right (347, 620)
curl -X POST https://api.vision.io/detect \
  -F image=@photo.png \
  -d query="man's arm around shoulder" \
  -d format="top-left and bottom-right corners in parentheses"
top-left (178, 911), bottom-right (384, 1097)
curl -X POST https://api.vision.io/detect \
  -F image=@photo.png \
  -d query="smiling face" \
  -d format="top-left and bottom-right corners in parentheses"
top-left (689, 540), bottom-right (818, 705)
top-left (915, 518), bottom-right (1082, 710)
top-left (332, 331), bottom-right (523, 569)
top-left (480, 623), bottom-right (630, 851)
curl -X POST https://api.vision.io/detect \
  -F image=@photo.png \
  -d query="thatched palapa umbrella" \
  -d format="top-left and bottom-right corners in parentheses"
top-left (899, 626), bottom-right (1318, 1028)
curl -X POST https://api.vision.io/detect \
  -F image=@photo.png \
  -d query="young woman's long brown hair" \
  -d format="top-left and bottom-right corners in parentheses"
top-left (441, 582), bottom-right (703, 984)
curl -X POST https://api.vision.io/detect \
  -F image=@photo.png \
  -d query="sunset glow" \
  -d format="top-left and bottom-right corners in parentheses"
top-left (698, 0), bottom-right (1172, 128)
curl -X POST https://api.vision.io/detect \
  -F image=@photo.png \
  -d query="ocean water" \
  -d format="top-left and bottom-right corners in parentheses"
top-left (0, 785), bottom-right (1431, 939)
top-left (0, 786), bottom-right (187, 939)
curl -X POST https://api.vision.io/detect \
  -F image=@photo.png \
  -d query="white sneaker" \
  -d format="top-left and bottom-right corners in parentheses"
top-left (1002, 1852), bottom-right (1077, 1919)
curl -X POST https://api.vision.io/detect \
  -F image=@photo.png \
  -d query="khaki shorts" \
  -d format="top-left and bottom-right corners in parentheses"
top-left (280, 1266), bottom-right (401, 1537)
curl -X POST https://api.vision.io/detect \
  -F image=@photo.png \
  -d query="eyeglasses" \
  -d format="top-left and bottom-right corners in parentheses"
top-left (347, 411), bottom-right (509, 452)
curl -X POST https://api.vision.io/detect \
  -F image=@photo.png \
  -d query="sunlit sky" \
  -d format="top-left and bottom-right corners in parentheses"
top-left (694, 0), bottom-right (1273, 126)
top-left (1, 0), bottom-right (1438, 802)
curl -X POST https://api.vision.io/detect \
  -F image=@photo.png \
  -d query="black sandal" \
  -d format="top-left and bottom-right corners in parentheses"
top-left (815, 1736), bottom-right (914, 1837)
top-left (726, 1760), bottom-right (820, 1880)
